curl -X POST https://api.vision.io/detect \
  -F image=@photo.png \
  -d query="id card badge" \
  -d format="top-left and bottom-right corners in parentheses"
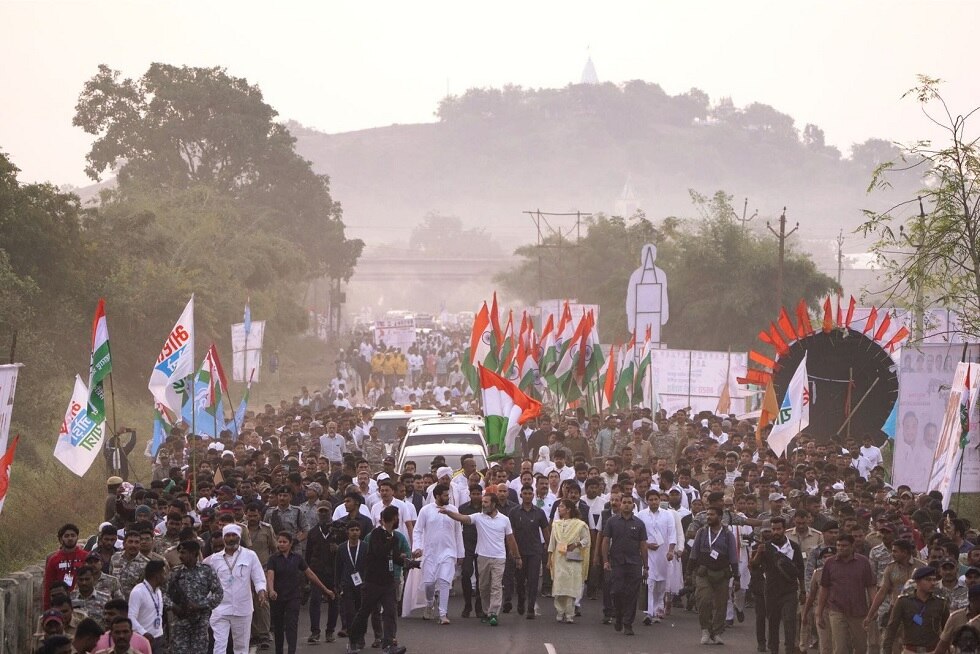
top-left (388, 559), bottom-right (394, 572)
top-left (351, 573), bottom-right (362, 587)
top-left (709, 549), bottom-right (720, 560)
top-left (154, 617), bottom-right (161, 629)
top-left (912, 613), bottom-right (924, 626)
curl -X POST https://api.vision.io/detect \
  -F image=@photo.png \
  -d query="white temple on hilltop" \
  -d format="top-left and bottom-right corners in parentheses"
top-left (581, 56), bottom-right (599, 85)
top-left (616, 176), bottom-right (639, 217)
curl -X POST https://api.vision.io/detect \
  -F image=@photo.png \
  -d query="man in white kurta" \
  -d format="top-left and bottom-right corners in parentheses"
top-left (412, 484), bottom-right (465, 622)
top-left (205, 524), bottom-right (268, 654)
top-left (636, 493), bottom-right (676, 623)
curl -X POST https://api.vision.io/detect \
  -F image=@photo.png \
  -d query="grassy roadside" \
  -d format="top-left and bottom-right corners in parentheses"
top-left (0, 335), bottom-right (338, 577)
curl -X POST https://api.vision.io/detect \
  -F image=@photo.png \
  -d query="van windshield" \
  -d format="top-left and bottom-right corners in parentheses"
top-left (400, 453), bottom-right (488, 474)
top-left (405, 433), bottom-right (483, 447)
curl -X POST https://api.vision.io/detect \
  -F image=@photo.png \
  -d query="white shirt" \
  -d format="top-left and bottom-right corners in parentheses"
top-left (319, 434), bottom-right (347, 462)
top-left (128, 581), bottom-right (164, 638)
top-left (552, 465), bottom-right (575, 482)
top-left (414, 503), bottom-right (465, 566)
top-left (205, 546), bottom-right (267, 617)
top-left (532, 461), bottom-right (555, 477)
top-left (470, 511), bottom-right (514, 559)
top-left (370, 498), bottom-right (417, 546)
top-left (860, 444), bottom-right (884, 469)
top-left (332, 504), bottom-right (373, 521)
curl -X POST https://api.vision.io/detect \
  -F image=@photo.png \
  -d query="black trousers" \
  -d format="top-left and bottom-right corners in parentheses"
top-left (270, 597), bottom-right (300, 654)
top-left (309, 580), bottom-right (339, 634)
top-left (339, 585), bottom-right (381, 637)
top-left (502, 555), bottom-right (516, 603)
top-left (753, 584), bottom-right (768, 647)
top-left (766, 587), bottom-right (798, 653)
top-left (349, 581), bottom-right (397, 648)
top-left (461, 552), bottom-right (481, 610)
top-left (609, 563), bottom-right (643, 627)
top-left (514, 552), bottom-right (542, 612)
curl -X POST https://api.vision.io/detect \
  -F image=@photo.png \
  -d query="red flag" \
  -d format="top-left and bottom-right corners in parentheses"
top-left (778, 307), bottom-right (797, 341)
top-left (769, 323), bottom-right (789, 355)
top-left (0, 436), bottom-right (21, 512)
top-left (759, 329), bottom-right (774, 346)
top-left (737, 369), bottom-right (772, 386)
top-left (863, 307), bottom-right (879, 335)
top-left (796, 299), bottom-right (814, 336)
top-left (749, 350), bottom-right (777, 370)
top-left (845, 296), bottom-right (856, 328)
top-left (836, 295), bottom-right (843, 326)
top-left (874, 312), bottom-right (893, 342)
top-left (822, 297), bottom-right (833, 333)
top-left (884, 326), bottom-right (911, 352)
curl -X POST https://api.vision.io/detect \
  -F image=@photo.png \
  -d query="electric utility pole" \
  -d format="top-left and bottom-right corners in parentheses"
top-left (766, 207), bottom-right (798, 307)
top-left (836, 229), bottom-right (845, 288)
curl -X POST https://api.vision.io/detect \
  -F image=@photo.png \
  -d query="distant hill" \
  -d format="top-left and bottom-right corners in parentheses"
top-left (289, 81), bottom-right (920, 277)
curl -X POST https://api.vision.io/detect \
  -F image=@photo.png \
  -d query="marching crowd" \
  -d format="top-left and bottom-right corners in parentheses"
top-left (30, 339), bottom-right (980, 654)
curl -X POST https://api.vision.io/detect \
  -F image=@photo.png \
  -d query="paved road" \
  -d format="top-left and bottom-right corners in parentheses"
top-left (279, 594), bottom-right (766, 654)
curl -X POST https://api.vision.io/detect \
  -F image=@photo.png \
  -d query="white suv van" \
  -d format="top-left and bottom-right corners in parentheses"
top-left (396, 442), bottom-right (488, 476)
top-left (395, 415), bottom-right (487, 458)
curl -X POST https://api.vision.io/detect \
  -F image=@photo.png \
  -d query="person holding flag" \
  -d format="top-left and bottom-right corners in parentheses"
top-left (148, 296), bottom-right (195, 417)
top-left (478, 365), bottom-right (542, 457)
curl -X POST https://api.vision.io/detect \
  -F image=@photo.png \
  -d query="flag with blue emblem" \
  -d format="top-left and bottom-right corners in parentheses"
top-left (148, 296), bottom-right (195, 415)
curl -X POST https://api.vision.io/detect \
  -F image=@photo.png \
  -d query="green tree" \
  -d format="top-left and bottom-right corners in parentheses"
top-left (497, 193), bottom-right (837, 351)
top-left (74, 63), bottom-right (362, 279)
top-left (859, 76), bottom-right (980, 340)
top-left (409, 212), bottom-right (502, 255)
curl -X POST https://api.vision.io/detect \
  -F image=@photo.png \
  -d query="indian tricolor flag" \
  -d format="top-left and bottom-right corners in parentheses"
top-left (86, 298), bottom-right (112, 422)
top-left (479, 364), bottom-right (542, 457)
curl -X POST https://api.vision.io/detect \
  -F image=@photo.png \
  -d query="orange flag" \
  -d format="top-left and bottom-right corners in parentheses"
top-left (756, 381), bottom-right (779, 449)
top-left (0, 436), bottom-right (21, 515)
top-left (822, 297), bottom-right (833, 333)
top-left (604, 344), bottom-right (618, 406)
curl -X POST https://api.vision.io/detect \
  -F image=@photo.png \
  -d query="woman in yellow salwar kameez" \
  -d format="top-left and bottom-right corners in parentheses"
top-left (548, 499), bottom-right (591, 623)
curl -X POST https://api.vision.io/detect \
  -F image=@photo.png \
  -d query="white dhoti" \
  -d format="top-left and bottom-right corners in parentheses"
top-left (637, 507), bottom-right (675, 620)
top-left (210, 613), bottom-right (251, 654)
top-left (413, 502), bottom-right (465, 619)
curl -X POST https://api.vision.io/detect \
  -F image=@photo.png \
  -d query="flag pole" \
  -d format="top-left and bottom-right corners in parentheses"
top-left (107, 372), bottom-right (120, 440)
top-left (189, 373), bottom-right (197, 501)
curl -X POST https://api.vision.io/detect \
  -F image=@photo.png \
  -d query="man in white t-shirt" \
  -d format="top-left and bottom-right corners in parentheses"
top-left (859, 435), bottom-right (884, 470)
top-left (369, 479), bottom-right (416, 547)
top-left (439, 488), bottom-right (521, 625)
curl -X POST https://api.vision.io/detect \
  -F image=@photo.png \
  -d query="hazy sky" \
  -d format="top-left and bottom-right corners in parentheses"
top-left (2, 1), bottom-right (978, 188)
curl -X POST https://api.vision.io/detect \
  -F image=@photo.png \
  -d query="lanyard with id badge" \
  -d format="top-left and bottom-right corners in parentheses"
top-left (144, 582), bottom-right (162, 630)
top-left (348, 543), bottom-right (363, 587)
top-left (708, 527), bottom-right (722, 560)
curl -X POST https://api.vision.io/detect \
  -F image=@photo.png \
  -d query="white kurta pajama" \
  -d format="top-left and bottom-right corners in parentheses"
top-left (413, 503), bottom-right (465, 618)
top-left (637, 507), bottom-right (676, 619)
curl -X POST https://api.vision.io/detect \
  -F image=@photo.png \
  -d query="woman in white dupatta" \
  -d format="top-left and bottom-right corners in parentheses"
top-left (548, 499), bottom-right (591, 623)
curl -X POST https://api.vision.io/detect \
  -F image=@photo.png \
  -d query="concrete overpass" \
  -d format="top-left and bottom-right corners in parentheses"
top-left (350, 255), bottom-right (515, 282)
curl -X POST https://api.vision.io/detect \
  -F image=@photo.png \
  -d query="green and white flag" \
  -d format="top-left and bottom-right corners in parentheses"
top-left (480, 364), bottom-right (542, 457)
top-left (87, 298), bottom-right (112, 422)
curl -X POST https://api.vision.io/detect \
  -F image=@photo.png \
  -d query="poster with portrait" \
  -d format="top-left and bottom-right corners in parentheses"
top-left (925, 362), bottom-right (979, 508)
top-left (894, 344), bottom-right (980, 492)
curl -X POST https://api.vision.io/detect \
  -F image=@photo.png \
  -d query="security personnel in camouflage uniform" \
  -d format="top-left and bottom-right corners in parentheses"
top-left (110, 530), bottom-right (151, 598)
top-left (686, 492), bottom-right (760, 540)
top-left (651, 419), bottom-right (678, 468)
top-left (166, 540), bottom-right (224, 654)
top-left (362, 426), bottom-right (386, 472)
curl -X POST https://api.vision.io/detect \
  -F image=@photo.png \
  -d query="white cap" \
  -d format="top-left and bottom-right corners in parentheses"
top-left (222, 524), bottom-right (242, 537)
top-left (436, 466), bottom-right (453, 479)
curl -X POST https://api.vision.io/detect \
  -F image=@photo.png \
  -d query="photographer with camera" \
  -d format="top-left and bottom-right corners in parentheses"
top-left (750, 517), bottom-right (805, 654)
top-left (346, 505), bottom-right (414, 654)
